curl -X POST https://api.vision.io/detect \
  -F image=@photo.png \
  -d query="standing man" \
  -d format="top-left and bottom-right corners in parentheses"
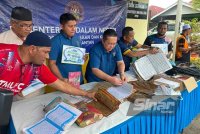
top-left (86, 29), bottom-right (126, 86)
top-left (144, 21), bottom-right (172, 58)
top-left (175, 24), bottom-right (196, 64)
top-left (118, 27), bottom-right (158, 71)
top-left (0, 7), bottom-right (33, 45)
top-left (0, 31), bottom-right (95, 100)
top-left (49, 13), bottom-right (84, 84)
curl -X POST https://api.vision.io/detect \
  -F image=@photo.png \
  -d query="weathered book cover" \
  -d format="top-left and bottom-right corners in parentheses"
top-left (88, 88), bottom-right (121, 117)
top-left (75, 101), bottom-right (103, 127)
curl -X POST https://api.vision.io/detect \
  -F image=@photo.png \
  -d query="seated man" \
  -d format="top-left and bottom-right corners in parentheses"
top-left (118, 27), bottom-right (157, 71)
top-left (144, 21), bottom-right (172, 58)
top-left (86, 29), bottom-right (126, 86)
top-left (175, 24), bottom-right (196, 64)
top-left (0, 31), bottom-right (95, 101)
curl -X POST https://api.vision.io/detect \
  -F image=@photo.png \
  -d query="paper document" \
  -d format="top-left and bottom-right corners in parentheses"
top-left (154, 78), bottom-right (180, 89)
top-left (182, 77), bottom-right (197, 93)
top-left (22, 79), bottom-right (45, 96)
top-left (23, 102), bottom-right (82, 134)
top-left (154, 85), bottom-right (181, 96)
top-left (151, 44), bottom-right (168, 55)
top-left (24, 119), bottom-right (63, 134)
top-left (116, 70), bottom-right (137, 82)
top-left (135, 48), bottom-right (148, 51)
top-left (107, 83), bottom-right (133, 101)
top-left (80, 82), bottom-right (98, 90)
top-left (160, 85), bottom-right (181, 96)
top-left (61, 45), bottom-right (85, 65)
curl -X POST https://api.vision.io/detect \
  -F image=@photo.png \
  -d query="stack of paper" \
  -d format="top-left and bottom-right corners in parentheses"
top-left (116, 70), bottom-right (137, 82)
top-left (107, 83), bottom-right (133, 101)
top-left (154, 78), bottom-right (180, 89)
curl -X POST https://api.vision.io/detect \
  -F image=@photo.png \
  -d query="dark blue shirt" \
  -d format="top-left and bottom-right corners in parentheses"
top-left (86, 42), bottom-right (123, 82)
top-left (144, 34), bottom-right (172, 52)
top-left (49, 31), bottom-right (83, 83)
top-left (118, 37), bottom-right (138, 71)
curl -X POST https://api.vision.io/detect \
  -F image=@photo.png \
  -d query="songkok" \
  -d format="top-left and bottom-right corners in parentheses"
top-left (24, 31), bottom-right (51, 47)
top-left (11, 7), bottom-right (32, 21)
top-left (182, 24), bottom-right (191, 31)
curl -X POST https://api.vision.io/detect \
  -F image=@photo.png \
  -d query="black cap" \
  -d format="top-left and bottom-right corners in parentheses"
top-left (11, 7), bottom-right (32, 21)
top-left (24, 31), bottom-right (51, 47)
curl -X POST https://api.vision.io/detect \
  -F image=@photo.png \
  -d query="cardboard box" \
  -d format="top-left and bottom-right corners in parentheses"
top-left (173, 75), bottom-right (198, 93)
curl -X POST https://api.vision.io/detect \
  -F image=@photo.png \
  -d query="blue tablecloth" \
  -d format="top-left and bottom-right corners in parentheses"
top-left (9, 82), bottom-right (200, 134)
top-left (102, 82), bottom-right (200, 134)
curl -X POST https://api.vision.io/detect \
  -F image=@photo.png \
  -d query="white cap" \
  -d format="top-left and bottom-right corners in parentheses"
top-left (182, 24), bottom-right (191, 30)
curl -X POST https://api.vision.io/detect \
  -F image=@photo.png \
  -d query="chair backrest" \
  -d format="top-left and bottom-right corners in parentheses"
top-left (0, 90), bottom-right (13, 126)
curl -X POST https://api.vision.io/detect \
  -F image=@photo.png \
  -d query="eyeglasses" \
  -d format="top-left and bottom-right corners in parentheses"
top-left (12, 19), bottom-right (33, 29)
top-left (17, 23), bottom-right (34, 29)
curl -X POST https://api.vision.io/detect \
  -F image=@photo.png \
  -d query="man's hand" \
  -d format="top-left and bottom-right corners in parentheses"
top-left (109, 76), bottom-right (123, 86)
top-left (190, 41), bottom-right (196, 46)
top-left (166, 52), bottom-right (172, 59)
top-left (85, 91), bottom-right (97, 101)
top-left (149, 48), bottom-right (159, 54)
top-left (83, 54), bottom-right (89, 62)
top-left (120, 73), bottom-right (127, 82)
top-left (62, 78), bottom-right (69, 83)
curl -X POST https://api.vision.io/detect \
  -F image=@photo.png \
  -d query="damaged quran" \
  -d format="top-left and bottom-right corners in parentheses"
top-left (87, 82), bottom-right (134, 116)
top-left (127, 81), bottom-right (157, 103)
top-left (75, 101), bottom-right (103, 127)
top-left (88, 88), bottom-right (121, 117)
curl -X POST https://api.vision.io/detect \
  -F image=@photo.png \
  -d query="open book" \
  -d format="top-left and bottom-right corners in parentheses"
top-left (132, 52), bottom-right (172, 81)
top-left (23, 102), bottom-right (82, 134)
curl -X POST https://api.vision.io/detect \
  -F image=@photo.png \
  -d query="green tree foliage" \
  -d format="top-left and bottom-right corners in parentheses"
top-left (183, 18), bottom-right (200, 42)
top-left (192, 0), bottom-right (200, 9)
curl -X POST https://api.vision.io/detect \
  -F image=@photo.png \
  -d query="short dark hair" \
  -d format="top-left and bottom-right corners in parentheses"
top-left (60, 13), bottom-right (76, 25)
top-left (122, 27), bottom-right (133, 37)
top-left (103, 29), bottom-right (117, 41)
top-left (157, 21), bottom-right (168, 28)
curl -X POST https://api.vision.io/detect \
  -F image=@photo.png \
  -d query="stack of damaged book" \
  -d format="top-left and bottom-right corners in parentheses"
top-left (127, 81), bottom-right (157, 103)
top-left (88, 82), bottom-right (134, 116)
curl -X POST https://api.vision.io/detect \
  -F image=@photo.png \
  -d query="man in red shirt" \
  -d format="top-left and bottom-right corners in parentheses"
top-left (0, 31), bottom-right (95, 100)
